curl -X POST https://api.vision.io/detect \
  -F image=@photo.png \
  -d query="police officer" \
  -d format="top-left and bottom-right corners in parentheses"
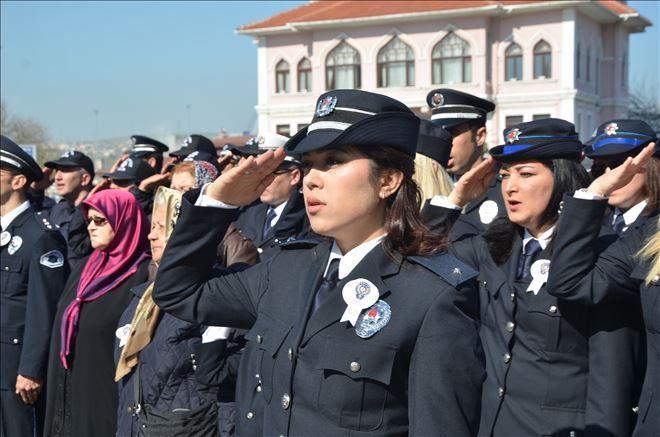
top-left (232, 133), bottom-right (310, 261)
top-left (0, 136), bottom-right (69, 437)
top-left (427, 119), bottom-right (644, 436)
top-left (40, 151), bottom-right (95, 265)
top-left (424, 89), bottom-right (505, 240)
top-left (153, 90), bottom-right (484, 436)
top-left (129, 134), bottom-right (169, 173)
top-left (585, 119), bottom-right (659, 236)
top-left (542, 143), bottom-right (658, 437)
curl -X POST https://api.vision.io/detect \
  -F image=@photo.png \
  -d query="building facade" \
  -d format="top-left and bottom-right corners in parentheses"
top-left (238, 1), bottom-right (650, 146)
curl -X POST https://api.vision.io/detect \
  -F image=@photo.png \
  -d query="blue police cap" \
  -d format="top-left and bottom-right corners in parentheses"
top-left (285, 89), bottom-right (420, 157)
top-left (426, 89), bottom-right (495, 128)
top-left (416, 119), bottom-right (452, 168)
top-left (489, 118), bottom-right (583, 162)
top-left (585, 119), bottom-right (658, 159)
top-left (0, 135), bottom-right (43, 182)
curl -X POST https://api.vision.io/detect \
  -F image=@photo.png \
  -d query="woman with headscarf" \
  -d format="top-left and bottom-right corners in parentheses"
top-left (114, 187), bottom-right (237, 437)
top-left (43, 189), bottom-right (151, 437)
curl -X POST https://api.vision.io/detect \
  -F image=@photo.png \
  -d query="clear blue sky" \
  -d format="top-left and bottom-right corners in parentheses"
top-left (1, 0), bottom-right (658, 143)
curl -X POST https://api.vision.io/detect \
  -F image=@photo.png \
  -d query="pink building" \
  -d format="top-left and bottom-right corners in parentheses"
top-left (237, 1), bottom-right (650, 146)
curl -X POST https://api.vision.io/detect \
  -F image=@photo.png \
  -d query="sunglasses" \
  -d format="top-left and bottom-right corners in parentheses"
top-left (87, 216), bottom-right (108, 227)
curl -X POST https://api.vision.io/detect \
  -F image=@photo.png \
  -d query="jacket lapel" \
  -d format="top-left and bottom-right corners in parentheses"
top-left (301, 243), bottom-right (400, 345)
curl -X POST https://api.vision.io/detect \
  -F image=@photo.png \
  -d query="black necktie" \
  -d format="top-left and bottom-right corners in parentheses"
top-left (312, 258), bottom-right (340, 314)
top-left (262, 208), bottom-right (277, 239)
top-left (612, 209), bottom-right (625, 235)
top-left (517, 239), bottom-right (542, 279)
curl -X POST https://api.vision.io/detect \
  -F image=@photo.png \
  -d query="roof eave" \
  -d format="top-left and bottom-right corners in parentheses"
top-left (237, 4), bottom-right (502, 36)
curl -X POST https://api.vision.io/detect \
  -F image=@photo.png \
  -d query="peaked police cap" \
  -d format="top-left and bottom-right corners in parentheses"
top-left (0, 135), bottom-right (43, 182)
top-left (489, 118), bottom-right (583, 162)
top-left (285, 89), bottom-right (420, 157)
top-left (585, 119), bottom-right (658, 159)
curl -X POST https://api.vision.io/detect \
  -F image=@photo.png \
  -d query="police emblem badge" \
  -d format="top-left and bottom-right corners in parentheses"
top-left (355, 300), bottom-right (392, 339)
top-left (605, 122), bottom-right (619, 136)
top-left (315, 96), bottom-right (337, 117)
top-left (341, 278), bottom-right (379, 326)
top-left (506, 128), bottom-right (521, 144)
top-left (40, 250), bottom-right (64, 269)
top-left (431, 93), bottom-right (444, 107)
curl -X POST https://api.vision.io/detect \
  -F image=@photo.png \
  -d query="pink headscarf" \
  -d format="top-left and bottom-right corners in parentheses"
top-left (59, 189), bottom-right (151, 369)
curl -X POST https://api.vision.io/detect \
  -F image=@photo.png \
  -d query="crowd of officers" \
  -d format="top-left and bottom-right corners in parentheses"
top-left (0, 86), bottom-right (658, 437)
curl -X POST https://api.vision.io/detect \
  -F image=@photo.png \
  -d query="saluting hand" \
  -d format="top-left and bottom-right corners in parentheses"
top-left (15, 374), bottom-right (42, 405)
top-left (448, 157), bottom-right (497, 207)
top-left (587, 142), bottom-right (655, 197)
top-left (206, 148), bottom-right (286, 206)
top-left (31, 167), bottom-right (53, 191)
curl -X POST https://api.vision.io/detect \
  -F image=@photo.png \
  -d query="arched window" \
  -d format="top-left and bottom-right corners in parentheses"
top-left (431, 32), bottom-right (471, 84)
top-left (533, 40), bottom-right (552, 79)
top-left (275, 60), bottom-right (290, 93)
top-left (377, 37), bottom-right (414, 87)
top-left (505, 43), bottom-right (523, 81)
top-left (297, 58), bottom-right (312, 92)
top-left (325, 41), bottom-right (361, 90)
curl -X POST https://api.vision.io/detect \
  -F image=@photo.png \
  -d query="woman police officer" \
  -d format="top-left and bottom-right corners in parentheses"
top-left (423, 118), bottom-right (644, 436)
top-left (152, 90), bottom-right (484, 436)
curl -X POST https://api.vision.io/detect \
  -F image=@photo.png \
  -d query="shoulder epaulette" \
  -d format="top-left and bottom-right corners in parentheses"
top-left (34, 211), bottom-right (60, 232)
top-left (408, 252), bottom-right (478, 287)
top-left (278, 235), bottom-right (325, 250)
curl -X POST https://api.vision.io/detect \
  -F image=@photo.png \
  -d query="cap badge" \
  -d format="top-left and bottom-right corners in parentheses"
top-left (506, 128), bottom-right (521, 144)
top-left (61, 151), bottom-right (75, 158)
top-left (431, 93), bottom-right (444, 107)
top-left (183, 151), bottom-right (199, 162)
top-left (605, 122), bottom-right (619, 136)
top-left (355, 300), bottom-right (392, 339)
top-left (316, 96), bottom-right (337, 117)
top-left (341, 278), bottom-right (379, 326)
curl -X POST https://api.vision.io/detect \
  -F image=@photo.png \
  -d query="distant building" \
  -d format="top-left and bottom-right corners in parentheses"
top-left (238, 0), bottom-right (650, 145)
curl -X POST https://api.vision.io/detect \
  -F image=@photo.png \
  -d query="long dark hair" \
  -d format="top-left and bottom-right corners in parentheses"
top-left (483, 158), bottom-right (590, 264)
top-left (358, 146), bottom-right (447, 257)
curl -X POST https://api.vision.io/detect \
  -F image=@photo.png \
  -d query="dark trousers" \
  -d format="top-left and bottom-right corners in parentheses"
top-left (0, 389), bottom-right (44, 437)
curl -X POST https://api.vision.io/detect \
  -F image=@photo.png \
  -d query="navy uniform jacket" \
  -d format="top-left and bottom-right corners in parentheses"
top-left (233, 190), bottom-right (310, 261)
top-left (546, 196), bottom-right (659, 437)
top-left (422, 175), bottom-right (505, 241)
top-left (0, 206), bottom-right (69, 390)
top-left (425, 203), bottom-right (643, 436)
top-left (153, 194), bottom-right (485, 437)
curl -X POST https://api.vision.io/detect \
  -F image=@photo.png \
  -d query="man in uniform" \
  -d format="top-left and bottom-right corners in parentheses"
top-left (42, 151), bottom-right (95, 265)
top-left (0, 136), bottom-right (69, 437)
top-left (232, 133), bottom-right (309, 261)
top-left (424, 89), bottom-right (504, 240)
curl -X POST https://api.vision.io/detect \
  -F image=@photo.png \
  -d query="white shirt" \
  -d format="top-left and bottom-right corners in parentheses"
top-left (615, 199), bottom-right (647, 233)
top-left (266, 201), bottom-right (288, 229)
top-left (1, 200), bottom-right (31, 230)
top-left (522, 225), bottom-right (555, 252)
top-left (324, 235), bottom-right (387, 280)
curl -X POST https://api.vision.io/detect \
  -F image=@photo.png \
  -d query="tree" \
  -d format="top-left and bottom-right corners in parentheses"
top-left (0, 99), bottom-right (59, 163)
top-left (628, 86), bottom-right (660, 135)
